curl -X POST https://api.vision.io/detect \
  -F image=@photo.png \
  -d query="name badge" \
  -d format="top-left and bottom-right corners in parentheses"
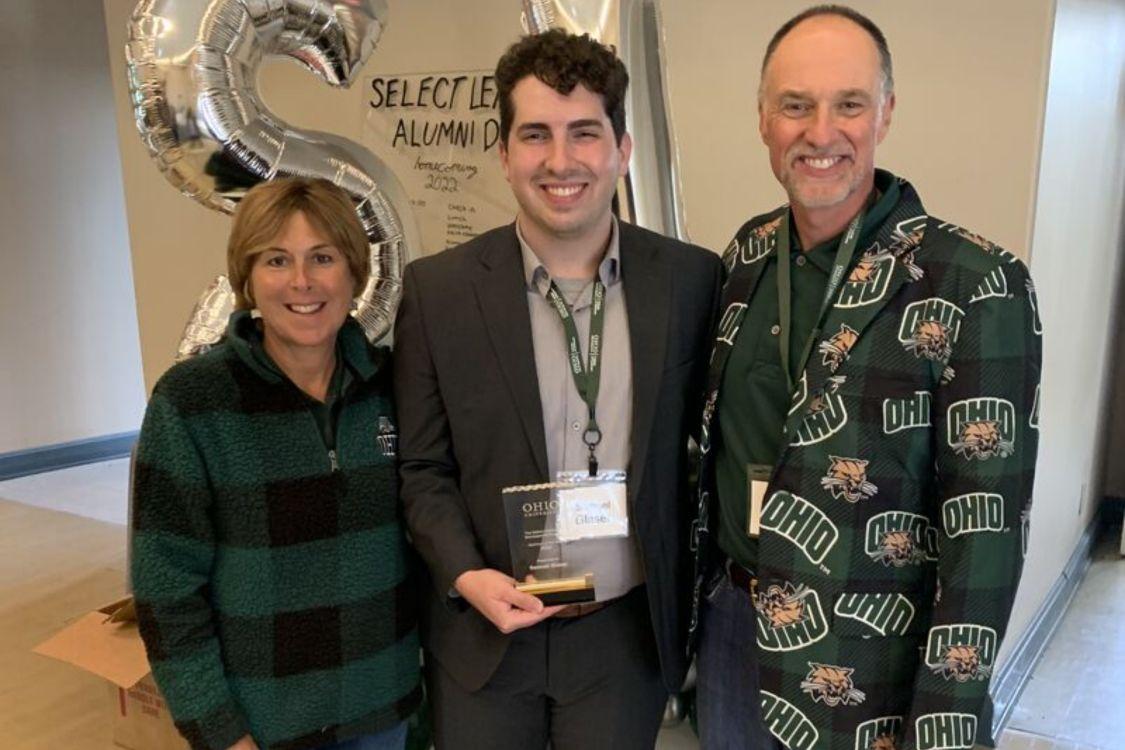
top-left (747, 464), bottom-right (771, 538)
top-left (555, 470), bottom-right (629, 542)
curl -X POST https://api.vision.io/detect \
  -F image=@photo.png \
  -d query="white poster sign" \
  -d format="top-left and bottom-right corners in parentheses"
top-left (362, 70), bottom-right (517, 256)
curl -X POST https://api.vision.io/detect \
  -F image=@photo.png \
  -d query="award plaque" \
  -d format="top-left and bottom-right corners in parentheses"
top-left (502, 475), bottom-right (629, 606)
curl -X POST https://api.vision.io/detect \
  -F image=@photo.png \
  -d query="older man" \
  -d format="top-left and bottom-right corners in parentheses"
top-left (689, 6), bottom-right (1041, 750)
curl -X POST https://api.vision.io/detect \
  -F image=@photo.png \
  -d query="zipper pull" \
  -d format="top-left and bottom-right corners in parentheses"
top-left (328, 449), bottom-right (339, 472)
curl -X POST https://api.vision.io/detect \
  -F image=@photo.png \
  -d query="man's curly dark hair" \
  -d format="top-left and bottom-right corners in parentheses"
top-left (495, 29), bottom-right (629, 145)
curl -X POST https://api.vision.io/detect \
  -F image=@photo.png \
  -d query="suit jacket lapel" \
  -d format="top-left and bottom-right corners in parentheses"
top-left (473, 225), bottom-right (549, 479)
top-left (621, 224), bottom-right (669, 504)
top-left (783, 187), bottom-right (931, 440)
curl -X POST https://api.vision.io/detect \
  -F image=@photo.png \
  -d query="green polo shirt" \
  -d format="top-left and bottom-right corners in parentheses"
top-left (715, 173), bottom-right (899, 571)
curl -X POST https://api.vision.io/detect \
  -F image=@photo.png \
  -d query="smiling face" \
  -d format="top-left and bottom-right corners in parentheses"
top-left (499, 76), bottom-right (631, 249)
top-left (249, 210), bottom-right (356, 367)
top-left (759, 15), bottom-right (893, 218)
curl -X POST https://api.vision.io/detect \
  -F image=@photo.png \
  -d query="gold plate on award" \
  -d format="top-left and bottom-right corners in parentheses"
top-left (516, 574), bottom-right (596, 606)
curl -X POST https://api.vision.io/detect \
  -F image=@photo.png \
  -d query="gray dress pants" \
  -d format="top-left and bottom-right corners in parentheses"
top-left (427, 586), bottom-right (669, 750)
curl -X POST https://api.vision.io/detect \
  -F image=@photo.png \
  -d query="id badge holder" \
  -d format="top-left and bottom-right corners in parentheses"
top-left (747, 464), bottom-right (771, 538)
top-left (554, 470), bottom-right (629, 543)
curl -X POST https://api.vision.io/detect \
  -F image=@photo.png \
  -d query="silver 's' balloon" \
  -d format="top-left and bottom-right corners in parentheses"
top-left (176, 274), bottom-right (235, 361)
top-left (126, 0), bottom-right (415, 347)
top-left (521, 0), bottom-right (685, 240)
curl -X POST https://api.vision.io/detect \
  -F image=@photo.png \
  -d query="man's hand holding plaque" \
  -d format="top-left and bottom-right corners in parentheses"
top-left (453, 568), bottom-right (563, 634)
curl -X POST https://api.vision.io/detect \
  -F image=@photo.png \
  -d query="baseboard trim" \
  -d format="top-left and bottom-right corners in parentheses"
top-left (990, 512), bottom-right (1100, 734)
top-left (0, 431), bottom-right (138, 481)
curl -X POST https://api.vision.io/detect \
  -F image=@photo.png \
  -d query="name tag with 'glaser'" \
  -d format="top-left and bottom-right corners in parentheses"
top-left (554, 471), bottom-right (629, 542)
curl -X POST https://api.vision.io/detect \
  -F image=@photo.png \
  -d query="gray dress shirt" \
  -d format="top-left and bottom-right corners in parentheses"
top-left (517, 218), bottom-right (645, 601)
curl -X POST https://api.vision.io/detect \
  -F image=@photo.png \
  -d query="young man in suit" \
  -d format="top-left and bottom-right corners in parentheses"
top-left (689, 6), bottom-right (1041, 750)
top-left (394, 29), bottom-right (721, 749)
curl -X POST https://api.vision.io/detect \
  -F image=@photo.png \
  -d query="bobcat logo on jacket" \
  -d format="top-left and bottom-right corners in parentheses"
top-left (868, 734), bottom-right (899, 750)
top-left (889, 216), bottom-right (927, 281)
top-left (856, 717), bottom-right (903, 750)
top-left (947, 398), bottom-right (1016, 460)
top-left (758, 582), bottom-right (810, 628)
top-left (792, 376), bottom-right (848, 446)
top-left (819, 324), bottom-right (859, 372)
top-left (800, 663), bottom-right (865, 707)
top-left (730, 216), bottom-right (781, 267)
top-left (898, 297), bottom-right (964, 381)
top-left (820, 456), bottom-right (878, 503)
top-left (866, 511), bottom-right (939, 567)
top-left (836, 250), bottom-right (895, 308)
top-left (754, 582), bottom-right (828, 652)
top-left (925, 624), bottom-right (997, 682)
top-left (940, 220), bottom-right (999, 254)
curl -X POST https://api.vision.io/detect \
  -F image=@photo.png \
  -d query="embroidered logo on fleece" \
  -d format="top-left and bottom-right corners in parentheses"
top-left (376, 416), bottom-right (397, 457)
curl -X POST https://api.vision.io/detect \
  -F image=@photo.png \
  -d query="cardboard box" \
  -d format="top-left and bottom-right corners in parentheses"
top-left (34, 597), bottom-right (189, 750)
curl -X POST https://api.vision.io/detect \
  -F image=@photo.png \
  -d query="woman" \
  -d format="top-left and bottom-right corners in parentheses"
top-left (131, 178), bottom-right (421, 750)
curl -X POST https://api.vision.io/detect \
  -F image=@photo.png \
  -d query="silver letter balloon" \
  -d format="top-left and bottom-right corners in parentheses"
top-left (521, 0), bottom-right (685, 240)
top-left (126, 0), bottom-right (414, 355)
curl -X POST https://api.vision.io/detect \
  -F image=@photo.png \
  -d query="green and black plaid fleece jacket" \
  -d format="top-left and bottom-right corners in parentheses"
top-left (689, 172), bottom-right (1042, 750)
top-left (131, 312), bottom-right (421, 750)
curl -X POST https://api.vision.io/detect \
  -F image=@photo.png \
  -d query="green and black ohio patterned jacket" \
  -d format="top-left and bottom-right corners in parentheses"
top-left (689, 173), bottom-right (1042, 750)
top-left (131, 313), bottom-right (421, 750)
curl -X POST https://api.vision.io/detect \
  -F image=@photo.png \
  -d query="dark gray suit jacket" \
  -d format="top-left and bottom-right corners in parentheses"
top-left (394, 221), bottom-right (721, 692)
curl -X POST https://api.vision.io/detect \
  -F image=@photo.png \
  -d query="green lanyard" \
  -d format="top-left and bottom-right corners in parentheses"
top-left (776, 210), bottom-right (864, 393)
top-left (545, 278), bottom-right (607, 477)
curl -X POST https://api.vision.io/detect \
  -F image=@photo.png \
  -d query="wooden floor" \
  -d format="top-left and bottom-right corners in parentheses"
top-left (0, 497), bottom-right (128, 749)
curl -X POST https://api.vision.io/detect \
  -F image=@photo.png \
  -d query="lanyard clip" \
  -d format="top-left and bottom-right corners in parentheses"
top-left (583, 423), bottom-right (602, 478)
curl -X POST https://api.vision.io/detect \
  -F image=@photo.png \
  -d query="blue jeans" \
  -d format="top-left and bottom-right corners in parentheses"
top-left (318, 721), bottom-right (409, 750)
top-left (696, 574), bottom-right (781, 750)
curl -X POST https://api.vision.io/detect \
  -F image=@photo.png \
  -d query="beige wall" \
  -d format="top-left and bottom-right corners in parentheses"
top-left (0, 1), bottom-right (145, 453)
top-left (1009, 0), bottom-right (1125, 651)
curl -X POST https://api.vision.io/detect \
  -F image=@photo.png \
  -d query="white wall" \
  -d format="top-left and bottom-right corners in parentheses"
top-left (0, 2), bottom-right (146, 453)
top-left (1009, 0), bottom-right (1125, 651)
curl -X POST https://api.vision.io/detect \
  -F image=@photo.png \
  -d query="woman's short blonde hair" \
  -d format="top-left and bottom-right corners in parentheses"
top-left (227, 177), bottom-right (370, 310)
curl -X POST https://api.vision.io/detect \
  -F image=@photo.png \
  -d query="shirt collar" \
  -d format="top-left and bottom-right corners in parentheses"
top-left (517, 216), bottom-right (622, 297)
